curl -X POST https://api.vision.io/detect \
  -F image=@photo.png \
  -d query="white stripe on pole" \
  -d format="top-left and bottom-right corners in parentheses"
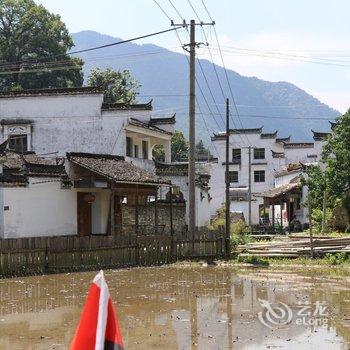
top-left (93, 270), bottom-right (110, 350)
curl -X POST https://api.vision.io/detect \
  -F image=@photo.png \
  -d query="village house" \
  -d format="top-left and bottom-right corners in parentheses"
top-left (210, 127), bottom-right (330, 227)
top-left (0, 86), bottom-right (215, 238)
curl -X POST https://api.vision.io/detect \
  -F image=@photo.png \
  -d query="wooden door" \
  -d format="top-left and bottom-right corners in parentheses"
top-left (77, 192), bottom-right (92, 237)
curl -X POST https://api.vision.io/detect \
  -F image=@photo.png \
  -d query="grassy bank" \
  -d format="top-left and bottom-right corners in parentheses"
top-left (230, 252), bottom-right (350, 268)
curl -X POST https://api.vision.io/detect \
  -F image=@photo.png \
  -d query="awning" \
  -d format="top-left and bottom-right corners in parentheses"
top-left (256, 181), bottom-right (300, 199)
top-left (67, 153), bottom-right (171, 186)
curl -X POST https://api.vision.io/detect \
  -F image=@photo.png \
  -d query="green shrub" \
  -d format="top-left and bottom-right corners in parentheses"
top-left (325, 252), bottom-right (348, 265)
top-left (311, 208), bottom-right (333, 233)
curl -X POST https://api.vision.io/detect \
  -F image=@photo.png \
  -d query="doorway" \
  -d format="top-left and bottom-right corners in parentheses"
top-left (77, 192), bottom-right (92, 236)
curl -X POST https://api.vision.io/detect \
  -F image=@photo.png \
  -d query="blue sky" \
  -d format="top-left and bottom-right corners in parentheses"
top-left (38, 0), bottom-right (350, 112)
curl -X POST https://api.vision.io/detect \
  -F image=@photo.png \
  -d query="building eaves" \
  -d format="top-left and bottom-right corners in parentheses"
top-left (283, 142), bottom-right (314, 149)
top-left (67, 152), bottom-right (169, 186)
top-left (0, 118), bottom-right (33, 126)
top-left (271, 150), bottom-right (285, 158)
top-left (149, 114), bottom-right (176, 125)
top-left (256, 180), bottom-right (301, 199)
top-left (276, 136), bottom-right (291, 143)
top-left (128, 118), bottom-right (173, 136)
top-left (0, 86), bottom-right (102, 98)
top-left (102, 100), bottom-right (153, 111)
top-left (212, 127), bottom-right (263, 140)
top-left (261, 131), bottom-right (277, 139)
top-left (311, 129), bottom-right (331, 141)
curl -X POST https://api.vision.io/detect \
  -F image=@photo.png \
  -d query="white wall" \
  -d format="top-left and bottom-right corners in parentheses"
top-left (2, 179), bottom-right (77, 238)
top-left (210, 132), bottom-right (327, 225)
top-left (1, 179), bottom-right (111, 238)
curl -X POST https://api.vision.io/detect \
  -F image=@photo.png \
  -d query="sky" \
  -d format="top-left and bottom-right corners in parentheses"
top-left (38, 0), bottom-right (350, 113)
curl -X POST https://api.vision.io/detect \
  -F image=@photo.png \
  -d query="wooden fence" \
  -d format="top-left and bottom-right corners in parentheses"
top-left (0, 234), bottom-right (225, 278)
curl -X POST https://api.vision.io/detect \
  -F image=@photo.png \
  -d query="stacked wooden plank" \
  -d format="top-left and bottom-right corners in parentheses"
top-left (238, 236), bottom-right (350, 258)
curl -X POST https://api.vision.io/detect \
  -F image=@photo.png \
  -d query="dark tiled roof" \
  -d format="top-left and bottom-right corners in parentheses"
top-left (67, 152), bottom-right (169, 185)
top-left (274, 164), bottom-right (303, 177)
top-left (0, 118), bottom-right (33, 126)
top-left (261, 131), bottom-right (277, 139)
top-left (3, 152), bottom-right (58, 170)
top-left (149, 114), bottom-right (176, 125)
top-left (156, 162), bottom-right (188, 176)
top-left (102, 100), bottom-right (153, 111)
top-left (0, 173), bottom-right (27, 187)
top-left (24, 161), bottom-right (66, 177)
top-left (276, 136), bottom-right (291, 143)
top-left (128, 118), bottom-right (172, 135)
top-left (284, 142), bottom-right (314, 149)
top-left (271, 150), bottom-right (285, 158)
top-left (0, 86), bottom-right (102, 98)
top-left (256, 179), bottom-right (301, 199)
top-left (329, 120), bottom-right (338, 130)
top-left (212, 127), bottom-right (263, 140)
top-left (311, 130), bottom-right (331, 141)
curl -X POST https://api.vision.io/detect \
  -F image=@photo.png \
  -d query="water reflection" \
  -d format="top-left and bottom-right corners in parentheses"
top-left (0, 267), bottom-right (350, 349)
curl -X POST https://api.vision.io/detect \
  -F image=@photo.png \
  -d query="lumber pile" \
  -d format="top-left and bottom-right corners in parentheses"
top-left (238, 236), bottom-right (350, 258)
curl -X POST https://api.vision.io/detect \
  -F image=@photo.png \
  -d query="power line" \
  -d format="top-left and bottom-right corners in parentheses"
top-left (186, 0), bottom-right (249, 146)
top-left (0, 26), bottom-right (184, 68)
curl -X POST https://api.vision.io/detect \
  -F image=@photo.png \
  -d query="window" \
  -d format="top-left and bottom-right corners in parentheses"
top-left (134, 145), bottom-right (139, 158)
top-left (254, 170), bottom-right (265, 183)
top-left (142, 140), bottom-right (149, 159)
top-left (126, 137), bottom-right (132, 157)
top-left (232, 148), bottom-right (241, 163)
top-left (228, 171), bottom-right (238, 183)
top-left (8, 135), bottom-right (27, 153)
top-left (254, 148), bottom-right (265, 160)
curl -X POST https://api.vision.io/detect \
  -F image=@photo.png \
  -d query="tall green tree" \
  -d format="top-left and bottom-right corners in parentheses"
top-left (0, 0), bottom-right (83, 90)
top-left (322, 109), bottom-right (350, 223)
top-left (87, 68), bottom-right (140, 104)
top-left (304, 109), bottom-right (350, 228)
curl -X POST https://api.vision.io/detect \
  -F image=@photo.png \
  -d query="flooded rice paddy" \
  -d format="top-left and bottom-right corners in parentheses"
top-left (0, 265), bottom-right (350, 349)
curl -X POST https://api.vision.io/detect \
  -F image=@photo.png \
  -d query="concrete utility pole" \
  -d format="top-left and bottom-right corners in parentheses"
top-left (171, 20), bottom-right (214, 242)
top-left (188, 19), bottom-right (196, 242)
top-left (225, 98), bottom-right (230, 257)
top-left (248, 146), bottom-right (252, 227)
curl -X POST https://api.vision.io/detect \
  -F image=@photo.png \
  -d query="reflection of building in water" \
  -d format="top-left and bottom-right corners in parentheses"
top-left (0, 268), bottom-right (349, 349)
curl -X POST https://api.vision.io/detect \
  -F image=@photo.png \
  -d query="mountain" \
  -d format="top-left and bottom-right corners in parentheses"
top-left (72, 30), bottom-right (340, 143)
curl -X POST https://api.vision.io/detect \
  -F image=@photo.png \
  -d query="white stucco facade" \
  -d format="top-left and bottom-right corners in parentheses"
top-left (210, 128), bottom-right (328, 225)
top-left (0, 177), bottom-right (111, 239)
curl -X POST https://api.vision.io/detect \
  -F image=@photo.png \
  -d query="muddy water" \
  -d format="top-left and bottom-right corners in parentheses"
top-left (0, 266), bottom-right (350, 350)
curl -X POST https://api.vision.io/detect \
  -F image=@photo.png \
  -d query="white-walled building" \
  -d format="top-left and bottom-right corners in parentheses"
top-left (0, 86), bottom-right (211, 237)
top-left (0, 87), bottom-right (174, 164)
top-left (210, 127), bottom-right (329, 226)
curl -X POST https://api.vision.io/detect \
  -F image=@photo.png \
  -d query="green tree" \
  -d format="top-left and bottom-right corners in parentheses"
top-left (152, 130), bottom-right (189, 162)
top-left (87, 68), bottom-right (140, 104)
top-left (0, 0), bottom-right (83, 90)
top-left (195, 139), bottom-right (211, 160)
top-left (322, 109), bottom-right (350, 225)
top-left (171, 130), bottom-right (189, 162)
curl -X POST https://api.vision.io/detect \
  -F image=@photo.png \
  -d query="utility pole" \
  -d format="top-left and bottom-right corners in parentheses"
top-left (225, 98), bottom-right (230, 257)
top-left (188, 19), bottom-right (196, 243)
top-left (248, 146), bottom-right (252, 228)
top-left (171, 20), bottom-right (214, 244)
